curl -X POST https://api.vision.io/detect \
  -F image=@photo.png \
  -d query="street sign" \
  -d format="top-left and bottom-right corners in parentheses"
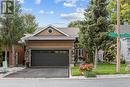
top-left (108, 32), bottom-right (130, 38)
top-left (108, 32), bottom-right (118, 38)
top-left (121, 33), bottom-right (130, 38)
top-left (1, 0), bottom-right (14, 14)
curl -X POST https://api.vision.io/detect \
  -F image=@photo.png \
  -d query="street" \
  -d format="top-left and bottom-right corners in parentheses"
top-left (0, 78), bottom-right (130, 87)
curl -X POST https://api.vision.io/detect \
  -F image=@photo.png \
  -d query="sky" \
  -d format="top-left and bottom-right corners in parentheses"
top-left (18, 0), bottom-right (89, 27)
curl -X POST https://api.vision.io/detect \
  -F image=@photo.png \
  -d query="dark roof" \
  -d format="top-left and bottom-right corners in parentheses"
top-left (26, 36), bottom-right (75, 41)
top-left (58, 27), bottom-right (79, 37)
top-left (24, 25), bottom-right (79, 41)
top-left (35, 26), bottom-right (79, 37)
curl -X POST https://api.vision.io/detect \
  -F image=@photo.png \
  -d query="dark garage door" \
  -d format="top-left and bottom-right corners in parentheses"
top-left (31, 50), bottom-right (69, 67)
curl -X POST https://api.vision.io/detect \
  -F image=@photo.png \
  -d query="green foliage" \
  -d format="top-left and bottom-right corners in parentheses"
top-left (93, 64), bottom-right (128, 75)
top-left (103, 40), bottom-right (116, 63)
top-left (10, 2), bottom-right (25, 45)
top-left (0, 16), bottom-right (12, 48)
top-left (79, 0), bottom-right (112, 63)
top-left (71, 64), bottom-right (130, 76)
top-left (68, 20), bottom-right (82, 28)
top-left (22, 14), bottom-right (37, 34)
top-left (0, 1), bottom-right (37, 46)
top-left (0, 1), bottom-right (23, 46)
top-left (0, 1), bottom-right (37, 66)
top-left (107, 0), bottom-right (130, 24)
top-left (71, 66), bottom-right (82, 76)
top-left (84, 71), bottom-right (96, 77)
top-left (0, 42), bottom-right (2, 65)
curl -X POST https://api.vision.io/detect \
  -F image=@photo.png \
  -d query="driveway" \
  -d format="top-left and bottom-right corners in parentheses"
top-left (5, 67), bottom-right (69, 78)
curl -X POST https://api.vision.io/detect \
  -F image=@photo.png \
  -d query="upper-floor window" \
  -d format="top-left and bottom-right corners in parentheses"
top-left (48, 29), bottom-right (53, 33)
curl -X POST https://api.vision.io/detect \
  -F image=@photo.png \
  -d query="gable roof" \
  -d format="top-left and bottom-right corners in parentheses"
top-left (33, 25), bottom-right (69, 36)
top-left (25, 36), bottom-right (75, 41)
top-left (19, 25), bottom-right (79, 42)
top-left (35, 26), bottom-right (79, 37)
top-left (58, 27), bottom-right (79, 37)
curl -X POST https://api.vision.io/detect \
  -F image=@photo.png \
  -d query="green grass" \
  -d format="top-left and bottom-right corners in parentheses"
top-left (71, 64), bottom-right (130, 76)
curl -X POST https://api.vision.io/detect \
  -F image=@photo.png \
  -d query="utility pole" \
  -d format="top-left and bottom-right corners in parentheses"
top-left (116, 0), bottom-right (120, 72)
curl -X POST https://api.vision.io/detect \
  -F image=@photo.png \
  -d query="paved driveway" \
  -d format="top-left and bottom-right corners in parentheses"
top-left (5, 67), bottom-right (69, 78)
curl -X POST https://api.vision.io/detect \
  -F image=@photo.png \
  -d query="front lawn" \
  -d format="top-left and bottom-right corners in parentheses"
top-left (71, 64), bottom-right (130, 76)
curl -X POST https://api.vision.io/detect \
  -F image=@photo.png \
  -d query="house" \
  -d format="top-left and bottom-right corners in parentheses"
top-left (1, 25), bottom-right (88, 77)
top-left (119, 25), bottom-right (130, 61)
top-left (1, 25), bottom-right (84, 66)
top-left (16, 25), bottom-right (83, 77)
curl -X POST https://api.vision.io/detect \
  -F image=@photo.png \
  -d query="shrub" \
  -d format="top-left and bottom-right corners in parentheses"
top-left (79, 64), bottom-right (93, 72)
top-left (84, 71), bottom-right (96, 77)
top-left (79, 64), bottom-right (96, 77)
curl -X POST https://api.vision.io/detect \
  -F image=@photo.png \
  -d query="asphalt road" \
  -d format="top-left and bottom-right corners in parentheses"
top-left (0, 78), bottom-right (130, 87)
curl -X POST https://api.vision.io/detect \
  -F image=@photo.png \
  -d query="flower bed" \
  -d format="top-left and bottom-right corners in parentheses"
top-left (79, 64), bottom-right (96, 77)
top-left (79, 64), bottom-right (93, 72)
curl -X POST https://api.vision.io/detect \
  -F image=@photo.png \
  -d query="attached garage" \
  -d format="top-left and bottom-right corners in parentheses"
top-left (31, 50), bottom-right (69, 67)
top-left (23, 25), bottom-right (78, 78)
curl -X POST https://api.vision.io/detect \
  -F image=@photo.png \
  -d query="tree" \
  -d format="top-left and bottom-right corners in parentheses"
top-left (108, 0), bottom-right (130, 24)
top-left (68, 20), bottom-right (82, 28)
top-left (79, 0), bottom-right (112, 68)
top-left (10, 1), bottom-right (25, 66)
top-left (22, 14), bottom-right (37, 34)
top-left (103, 40), bottom-right (116, 63)
top-left (10, 2), bottom-right (37, 66)
top-left (0, 15), bottom-right (12, 65)
top-left (0, 39), bottom-right (3, 66)
top-left (0, 1), bottom-right (37, 66)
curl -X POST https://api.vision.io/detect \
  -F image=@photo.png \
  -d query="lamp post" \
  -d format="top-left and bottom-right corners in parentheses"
top-left (116, 0), bottom-right (120, 72)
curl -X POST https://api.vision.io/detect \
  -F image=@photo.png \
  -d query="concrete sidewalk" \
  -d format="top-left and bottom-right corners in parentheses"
top-left (71, 74), bottom-right (130, 79)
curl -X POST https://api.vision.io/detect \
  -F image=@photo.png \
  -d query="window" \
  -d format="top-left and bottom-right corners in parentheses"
top-left (75, 49), bottom-right (83, 57)
top-left (48, 29), bottom-right (52, 33)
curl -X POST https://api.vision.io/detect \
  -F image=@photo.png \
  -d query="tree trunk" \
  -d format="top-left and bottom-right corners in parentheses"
top-left (12, 45), bottom-right (15, 66)
top-left (94, 48), bottom-right (98, 69)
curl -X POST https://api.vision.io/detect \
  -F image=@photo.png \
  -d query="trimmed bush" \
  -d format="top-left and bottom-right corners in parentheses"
top-left (84, 71), bottom-right (96, 78)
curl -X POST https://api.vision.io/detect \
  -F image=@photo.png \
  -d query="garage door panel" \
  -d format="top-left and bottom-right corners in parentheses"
top-left (31, 50), bottom-right (69, 67)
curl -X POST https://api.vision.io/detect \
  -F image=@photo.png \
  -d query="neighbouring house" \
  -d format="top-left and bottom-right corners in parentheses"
top-left (120, 25), bottom-right (130, 61)
top-left (97, 49), bottom-right (104, 62)
top-left (1, 45), bottom-right (25, 67)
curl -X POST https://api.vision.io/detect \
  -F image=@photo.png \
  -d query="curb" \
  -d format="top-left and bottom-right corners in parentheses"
top-left (1, 75), bottom-right (130, 80)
